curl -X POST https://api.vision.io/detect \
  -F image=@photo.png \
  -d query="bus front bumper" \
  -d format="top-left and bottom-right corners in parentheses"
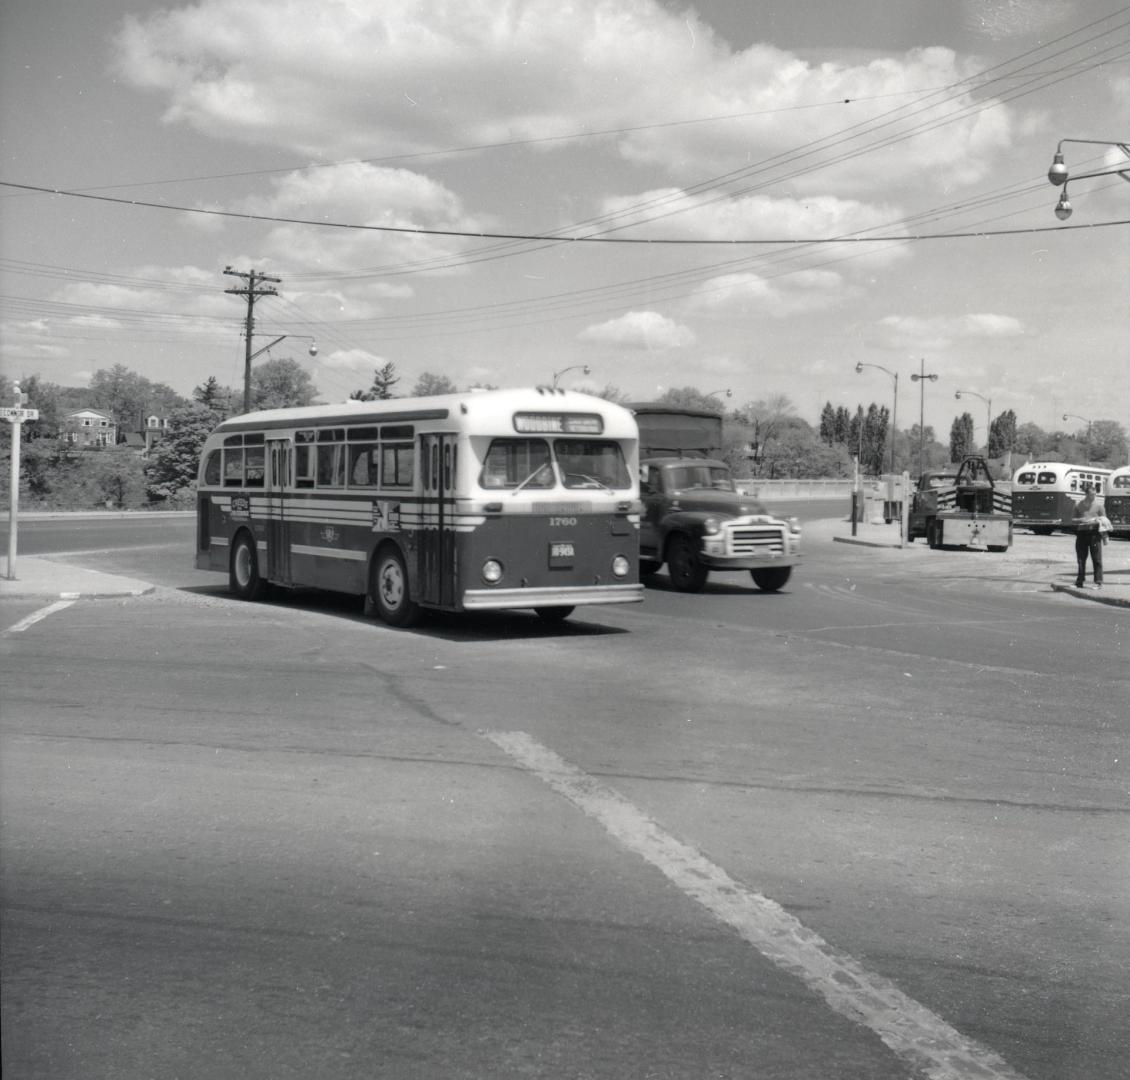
top-left (462, 583), bottom-right (644, 611)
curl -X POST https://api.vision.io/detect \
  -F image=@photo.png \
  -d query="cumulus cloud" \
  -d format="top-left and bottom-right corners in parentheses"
top-left (689, 269), bottom-right (847, 317)
top-left (579, 310), bottom-right (696, 349)
top-left (872, 312), bottom-right (1026, 351)
top-left (114, 0), bottom-right (1015, 193)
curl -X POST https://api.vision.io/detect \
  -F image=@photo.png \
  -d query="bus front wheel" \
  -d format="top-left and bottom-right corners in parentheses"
top-left (230, 532), bottom-right (268, 601)
top-left (534, 606), bottom-right (575, 623)
top-left (371, 548), bottom-right (421, 628)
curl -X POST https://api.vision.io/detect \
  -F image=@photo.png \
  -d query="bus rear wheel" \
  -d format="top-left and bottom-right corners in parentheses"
top-left (230, 532), bottom-right (268, 601)
top-left (371, 548), bottom-right (421, 628)
top-left (534, 606), bottom-right (575, 623)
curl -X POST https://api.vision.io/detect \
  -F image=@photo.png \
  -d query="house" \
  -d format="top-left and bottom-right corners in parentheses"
top-left (61, 408), bottom-right (117, 448)
top-left (142, 414), bottom-right (170, 453)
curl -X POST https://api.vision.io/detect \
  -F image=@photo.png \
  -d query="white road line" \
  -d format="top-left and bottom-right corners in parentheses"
top-left (6, 599), bottom-right (76, 633)
top-left (483, 729), bottom-right (1029, 1080)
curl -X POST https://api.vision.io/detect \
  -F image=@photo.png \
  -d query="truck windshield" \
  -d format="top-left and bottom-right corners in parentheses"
top-left (667, 465), bottom-right (734, 492)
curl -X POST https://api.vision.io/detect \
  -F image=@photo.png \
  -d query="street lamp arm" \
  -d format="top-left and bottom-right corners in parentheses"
top-left (551, 364), bottom-right (591, 388)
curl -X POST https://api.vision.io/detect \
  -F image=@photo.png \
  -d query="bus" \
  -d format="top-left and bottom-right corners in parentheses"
top-left (1105, 465), bottom-right (1130, 539)
top-left (1010, 461), bottom-right (1113, 534)
top-left (195, 387), bottom-right (643, 626)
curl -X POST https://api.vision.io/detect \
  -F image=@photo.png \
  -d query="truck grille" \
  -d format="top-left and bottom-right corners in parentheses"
top-left (727, 526), bottom-right (785, 556)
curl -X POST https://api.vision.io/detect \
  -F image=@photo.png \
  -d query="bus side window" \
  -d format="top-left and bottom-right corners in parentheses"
top-left (244, 445), bottom-right (265, 487)
top-left (295, 445), bottom-right (314, 487)
top-left (203, 450), bottom-right (222, 485)
top-left (382, 444), bottom-right (413, 487)
top-left (349, 443), bottom-right (378, 486)
top-left (223, 448), bottom-right (244, 487)
top-left (317, 443), bottom-right (344, 487)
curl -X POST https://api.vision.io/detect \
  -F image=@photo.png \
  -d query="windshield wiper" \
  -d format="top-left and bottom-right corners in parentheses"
top-left (565, 472), bottom-right (613, 493)
top-left (510, 463), bottom-right (554, 495)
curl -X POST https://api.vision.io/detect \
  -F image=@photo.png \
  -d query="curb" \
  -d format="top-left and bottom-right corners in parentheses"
top-left (1049, 583), bottom-right (1130, 608)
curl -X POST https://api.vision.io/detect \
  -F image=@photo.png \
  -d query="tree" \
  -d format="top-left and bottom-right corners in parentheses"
top-left (592, 383), bottom-right (630, 404)
top-left (1013, 422), bottom-right (1047, 461)
top-left (1087, 419), bottom-right (1128, 465)
top-left (950, 413), bottom-right (975, 462)
top-left (834, 405), bottom-right (851, 444)
top-left (146, 404), bottom-right (219, 504)
top-left (657, 386), bottom-right (729, 413)
top-left (366, 361), bottom-right (400, 400)
top-left (251, 357), bottom-right (318, 411)
top-left (818, 402), bottom-right (836, 445)
top-left (412, 372), bottom-right (458, 396)
top-left (194, 376), bottom-right (233, 417)
top-left (988, 409), bottom-right (1017, 459)
top-left (89, 364), bottom-right (186, 434)
top-left (91, 449), bottom-right (148, 509)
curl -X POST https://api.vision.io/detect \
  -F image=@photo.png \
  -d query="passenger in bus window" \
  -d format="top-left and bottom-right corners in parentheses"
top-left (1071, 482), bottom-right (1106, 589)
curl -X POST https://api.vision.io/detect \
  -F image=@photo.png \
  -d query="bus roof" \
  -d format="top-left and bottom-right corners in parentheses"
top-left (214, 387), bottom-right (639, 438)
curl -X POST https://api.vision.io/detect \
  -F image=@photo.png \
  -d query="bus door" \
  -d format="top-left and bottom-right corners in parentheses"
top-left (266, 438), bottom-right (293, 586)
top-left (418, 433), bottom-right (457, 607)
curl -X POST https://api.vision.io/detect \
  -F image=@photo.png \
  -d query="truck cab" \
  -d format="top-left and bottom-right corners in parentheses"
top-left (630, 403), bottom-right (801, 593)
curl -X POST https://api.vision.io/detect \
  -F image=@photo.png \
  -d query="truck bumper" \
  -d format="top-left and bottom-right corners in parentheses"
top-left (698, 554), bottom-right (802, 571)
top-left (938, 516), bottom-right (1012, 548)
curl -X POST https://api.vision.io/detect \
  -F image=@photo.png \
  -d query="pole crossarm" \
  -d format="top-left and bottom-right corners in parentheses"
top-left (224, 267), bottom-right (282, 414)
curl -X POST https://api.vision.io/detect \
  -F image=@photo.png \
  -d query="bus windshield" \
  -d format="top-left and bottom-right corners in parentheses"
top-left (479, 437), bottom-right (630, 490)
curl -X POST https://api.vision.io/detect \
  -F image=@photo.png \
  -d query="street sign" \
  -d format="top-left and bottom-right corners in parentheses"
top-left (2, 407), bottom-right (39, 422)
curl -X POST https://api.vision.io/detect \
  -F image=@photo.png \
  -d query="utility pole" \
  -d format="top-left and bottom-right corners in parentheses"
top-left (224, 267), bottom-right (280, 414)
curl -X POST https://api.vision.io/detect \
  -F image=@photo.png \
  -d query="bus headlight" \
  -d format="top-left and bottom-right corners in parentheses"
top-left (481, 558), bottom-right (504, 584)
top-left (611, 555), bottom-right (630, 577)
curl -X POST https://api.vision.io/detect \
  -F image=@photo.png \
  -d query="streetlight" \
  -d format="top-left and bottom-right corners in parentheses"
top-left (954, 390), bottom-right (991, 454)
top-left (1046, 138), bottom-right (1130, 219)
top-left (243, 334), bottom-right (318, 413)
top-left (909, 359), bottom-right (939, 478)
top-left (551, 364), bottom-right (591, 388)
top-left (705, 389), bottom-right (732, 399)
top-left (1063, 412), bottom-right (1094, 463)
top-left (854, 362), bottom-right (899, 473)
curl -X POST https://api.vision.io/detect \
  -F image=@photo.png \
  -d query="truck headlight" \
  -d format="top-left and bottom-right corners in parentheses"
top-left (788, 516), bottom-right (801, 534)
top-left (703, 517), bottom-right (721, 535)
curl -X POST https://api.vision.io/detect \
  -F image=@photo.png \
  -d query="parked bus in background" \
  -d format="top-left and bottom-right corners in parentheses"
top-left (1010, 461), bottom-right (1113, 534)
top-left (195, 388), bottom-right (643, 626)
top-left (1104, 465), bottom-right (1130, 539)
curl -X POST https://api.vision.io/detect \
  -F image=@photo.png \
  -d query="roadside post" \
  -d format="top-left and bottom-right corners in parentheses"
top-left (900, 471), bottom-right (910, 548)
top-left (4, 381), bottom-right (39, 580)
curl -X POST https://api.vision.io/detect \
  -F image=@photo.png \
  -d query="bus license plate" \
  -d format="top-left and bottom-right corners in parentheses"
top-left (549, 540), bottom-right (575, 567)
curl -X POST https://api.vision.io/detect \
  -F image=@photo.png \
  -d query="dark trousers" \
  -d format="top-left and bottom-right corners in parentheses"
top-left (1074, 529), bottom-right (1103, 586)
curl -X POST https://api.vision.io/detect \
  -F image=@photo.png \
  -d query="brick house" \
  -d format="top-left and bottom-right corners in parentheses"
top-left (61, 408), bottom-right (117, 448)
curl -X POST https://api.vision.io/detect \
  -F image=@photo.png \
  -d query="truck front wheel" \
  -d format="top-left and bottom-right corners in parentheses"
top-left (751, 567), bottom-right (791, 592)
top-left (666, 534), bottom-right (708, 592)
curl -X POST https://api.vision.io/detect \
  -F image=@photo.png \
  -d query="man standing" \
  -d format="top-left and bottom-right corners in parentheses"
top-left (1072, 481), bottom-right (1106, 589)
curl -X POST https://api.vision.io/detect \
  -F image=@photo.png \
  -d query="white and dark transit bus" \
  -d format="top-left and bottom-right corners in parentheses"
top-left (1104, 465), bottom-right (1130, 539)
top-left (1010, 461), bottom-right (1112, 534)
top-left (195, 387), bottom-right (643, 626)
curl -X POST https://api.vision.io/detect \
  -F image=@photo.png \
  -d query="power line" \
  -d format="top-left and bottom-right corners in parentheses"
top-left (2, 181), bottom-right (1125, 242)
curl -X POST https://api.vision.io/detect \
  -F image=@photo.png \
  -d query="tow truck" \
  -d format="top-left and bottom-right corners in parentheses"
top-left (907, 455), bottom-right (1012, 551)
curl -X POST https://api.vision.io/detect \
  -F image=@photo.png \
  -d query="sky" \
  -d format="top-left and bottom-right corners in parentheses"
top-left (1, 0), bottom-right (1127, 441)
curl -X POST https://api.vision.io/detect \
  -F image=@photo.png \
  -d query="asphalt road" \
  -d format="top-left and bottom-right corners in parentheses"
top-left (2, 510), bottom-right (1126, 1080)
